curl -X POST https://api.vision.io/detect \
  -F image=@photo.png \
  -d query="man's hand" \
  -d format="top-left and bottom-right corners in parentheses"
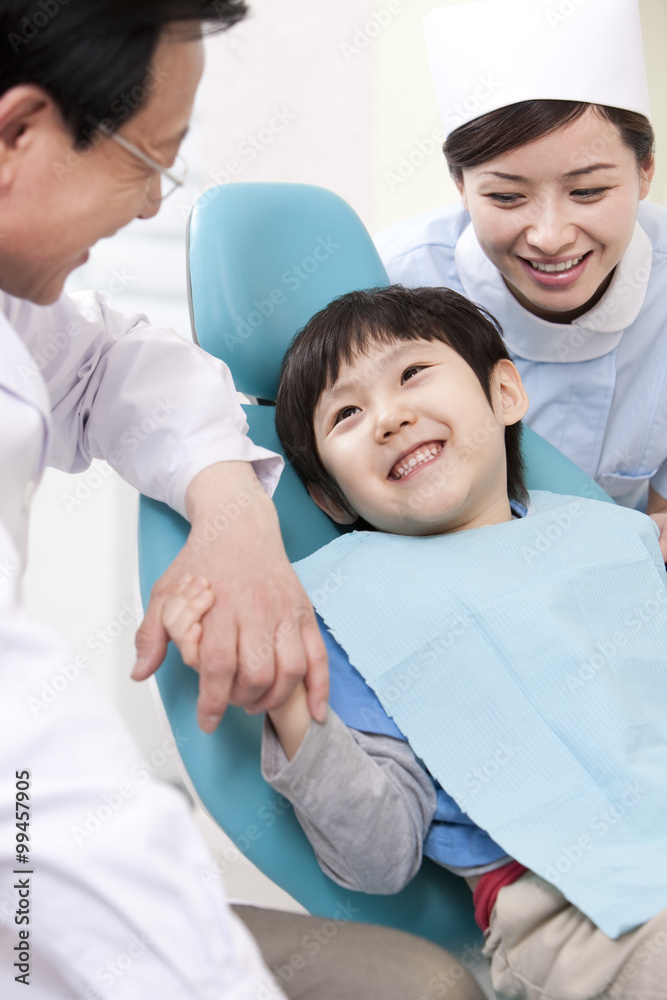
top-left (132, 462), bottom-right (329, 732)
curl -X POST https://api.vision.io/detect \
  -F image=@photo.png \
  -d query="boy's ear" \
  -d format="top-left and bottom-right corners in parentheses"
top-left (307, 484), bottom-right (358, 525)
top-left (492, 359), bottom-right (529, 426)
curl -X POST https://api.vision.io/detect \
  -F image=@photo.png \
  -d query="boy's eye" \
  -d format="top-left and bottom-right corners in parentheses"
top-left (333, 405), bottom-right (360, 426)
top-left (401, 365), bottom-right (428, 383)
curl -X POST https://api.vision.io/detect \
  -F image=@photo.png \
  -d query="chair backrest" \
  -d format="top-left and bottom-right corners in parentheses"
top-left (138, 182), bottom-right (613, 951)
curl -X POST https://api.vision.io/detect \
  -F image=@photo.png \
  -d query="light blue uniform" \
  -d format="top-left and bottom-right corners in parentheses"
top-left (375, 200), bottom-right (667, 510)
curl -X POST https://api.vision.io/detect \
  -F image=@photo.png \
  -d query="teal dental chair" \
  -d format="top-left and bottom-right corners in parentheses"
top-left (137, 182), bottom-right (614, 952)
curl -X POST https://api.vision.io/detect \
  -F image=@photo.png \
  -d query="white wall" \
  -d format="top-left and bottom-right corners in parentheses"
top-left (202, 0), bottom-right (667, 230)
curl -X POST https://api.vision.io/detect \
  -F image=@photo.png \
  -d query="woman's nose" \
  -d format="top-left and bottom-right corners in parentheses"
top-left (525, 201), bottom-right (577, 256)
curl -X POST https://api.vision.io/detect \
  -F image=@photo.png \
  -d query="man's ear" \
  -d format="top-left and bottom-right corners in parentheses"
top-left (492, 359), bottom-right (529, 425)
top-left (0, 86), bottom-right (57, 185)
top-left (307, 483), bottom-right (358, 525)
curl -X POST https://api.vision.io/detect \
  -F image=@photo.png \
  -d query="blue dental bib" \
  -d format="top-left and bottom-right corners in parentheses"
top-left (294, 492), bottom-right (667, 937)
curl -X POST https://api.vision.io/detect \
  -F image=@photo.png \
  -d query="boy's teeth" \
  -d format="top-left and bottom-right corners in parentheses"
top-left (529, 254), bottom-right (585, 273)
top-left (390, 443), bottom-right (442, 480)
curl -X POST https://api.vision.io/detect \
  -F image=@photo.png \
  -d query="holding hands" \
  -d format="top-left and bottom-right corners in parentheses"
top-left (133, 462), bottom-right (328, 734)
top-left (161, 573), bottom-right (313, 758)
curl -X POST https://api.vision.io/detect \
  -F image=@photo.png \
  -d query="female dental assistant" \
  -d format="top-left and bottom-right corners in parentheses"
top-left (376, 0), bottom-right (667, 544)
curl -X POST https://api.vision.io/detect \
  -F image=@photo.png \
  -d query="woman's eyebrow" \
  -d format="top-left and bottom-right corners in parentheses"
top-left (564, 162), bottom-right (617, 178)
top-left (480, 162), bottom-right (618, 182)
top-left (480, 171), bottom-right (527, 181)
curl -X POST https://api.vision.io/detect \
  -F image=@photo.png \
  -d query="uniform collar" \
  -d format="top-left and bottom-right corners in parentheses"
top-left (456, 219), bottom-right (652, 363)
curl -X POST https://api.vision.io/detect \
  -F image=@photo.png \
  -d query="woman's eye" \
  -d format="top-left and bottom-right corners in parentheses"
top-left (571, 187), bottom-right (608, 200)
top-left (486, 193), bottom-right (523, 205)
top-left (402, 365), bottom-right (427, 383)
top-left (333, 405), bottom-right (360, 425)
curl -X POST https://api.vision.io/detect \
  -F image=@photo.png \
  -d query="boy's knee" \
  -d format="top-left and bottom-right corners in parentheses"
top-left (233, 906), bottom-right (486, 1000)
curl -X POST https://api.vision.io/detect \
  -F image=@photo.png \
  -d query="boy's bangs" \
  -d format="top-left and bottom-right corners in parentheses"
top-left (320, 308), bottom-right (450, 394)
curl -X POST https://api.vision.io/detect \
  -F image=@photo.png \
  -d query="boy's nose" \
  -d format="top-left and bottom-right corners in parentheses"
top-left (375, 405), bottom-right (417, 442)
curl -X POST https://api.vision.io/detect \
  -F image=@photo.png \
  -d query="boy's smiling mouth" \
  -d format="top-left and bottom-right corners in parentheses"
top-left (388, 442), bottom-right (444, 481)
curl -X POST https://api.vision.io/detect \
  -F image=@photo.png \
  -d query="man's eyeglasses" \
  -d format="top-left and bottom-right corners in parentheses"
top-left (100, 126), bottom-right (189, 202)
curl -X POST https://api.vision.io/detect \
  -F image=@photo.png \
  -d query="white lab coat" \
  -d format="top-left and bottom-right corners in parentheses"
top-left (0, 289), bottom-right (286, 998)
top-left (376, 200), bottom-right (667, 511)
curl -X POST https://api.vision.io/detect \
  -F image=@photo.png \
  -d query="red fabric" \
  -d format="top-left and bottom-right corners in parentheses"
top-left (472, 861), bottom-right (529, 931)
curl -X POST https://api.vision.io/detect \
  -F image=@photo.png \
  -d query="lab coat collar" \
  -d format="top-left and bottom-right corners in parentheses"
top-left (0, 308), bottom-right (51, 415)
top-left (456, 219), bottom-right (652, 363)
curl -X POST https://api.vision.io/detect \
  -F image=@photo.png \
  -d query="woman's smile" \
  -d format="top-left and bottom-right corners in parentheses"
top-left (458, 109), bottom-right (653, 323)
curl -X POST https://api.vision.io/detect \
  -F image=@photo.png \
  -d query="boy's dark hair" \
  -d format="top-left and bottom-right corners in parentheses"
top-left (276, 285), bottom-right (528, 521)
top-left (0, 1), bottom-right (246, 146)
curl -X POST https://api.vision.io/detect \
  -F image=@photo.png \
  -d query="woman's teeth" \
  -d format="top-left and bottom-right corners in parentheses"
top-left (390, 443), bottom-right (442, 480)
top-left (528, 254), bottom-right (585, 273)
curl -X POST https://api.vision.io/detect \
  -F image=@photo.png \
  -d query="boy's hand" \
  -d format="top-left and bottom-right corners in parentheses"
top-left (160, 575), bottom-right (215, 671)
top-left (133, 462), bottom-right (329, 733)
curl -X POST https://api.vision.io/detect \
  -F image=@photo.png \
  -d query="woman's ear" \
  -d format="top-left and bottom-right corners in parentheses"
top-left (307, 484), bottom-right (359, 525)
top-left (492, 359), bottom-right (529, 426)
top-left (639, 153), bottom-right (656, 201)
top-left (454, 173), bottom-right (468, 210)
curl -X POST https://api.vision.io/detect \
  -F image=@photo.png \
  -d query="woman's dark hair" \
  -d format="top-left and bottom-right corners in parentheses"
top-left (276, 285), bottom-right (527, 522)
top-left (0, 1), bottom-right (247, 145)
top-left (444, 100), bottom-right (654, 182)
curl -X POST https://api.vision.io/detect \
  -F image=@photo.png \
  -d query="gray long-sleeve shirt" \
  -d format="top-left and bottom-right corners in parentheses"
top-left (261, 708), bottom-right (439, 894)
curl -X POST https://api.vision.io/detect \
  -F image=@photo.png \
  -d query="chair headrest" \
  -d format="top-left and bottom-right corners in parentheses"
top-left (187, 183), bottom-right (389, 400)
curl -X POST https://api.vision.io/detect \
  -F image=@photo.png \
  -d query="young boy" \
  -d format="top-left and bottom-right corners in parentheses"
top-left (164, 287), bottom-right (667, 1000)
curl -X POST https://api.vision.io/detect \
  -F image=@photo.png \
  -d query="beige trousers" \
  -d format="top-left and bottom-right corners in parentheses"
top-left (484, 873), bottom-right (667, 1000)
top-left (233, 904), bottom-right (486, 1000)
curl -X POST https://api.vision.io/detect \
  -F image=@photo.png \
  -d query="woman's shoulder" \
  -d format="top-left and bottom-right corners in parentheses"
top-left (374, 201), bottom-right (470, 261)
top-left (374, 202), bottom-right (470, 288)
top-left (638, 200), bottom-right (667, 254)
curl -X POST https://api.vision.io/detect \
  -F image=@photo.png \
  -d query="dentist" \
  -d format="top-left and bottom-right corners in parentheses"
top-left (0, 2), bottom-right (476, 998)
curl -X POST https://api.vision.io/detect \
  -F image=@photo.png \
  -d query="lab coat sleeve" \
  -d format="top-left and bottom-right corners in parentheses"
top-left (5, 290), bottom-right (282, 518)
top-left (0, 519), bottom-right (286, 1000)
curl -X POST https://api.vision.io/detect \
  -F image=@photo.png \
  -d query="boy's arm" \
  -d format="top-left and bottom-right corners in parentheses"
top-left (262, 707), bottom-right (437, 894)
top-left (162, 583), bottom-right (436, 893)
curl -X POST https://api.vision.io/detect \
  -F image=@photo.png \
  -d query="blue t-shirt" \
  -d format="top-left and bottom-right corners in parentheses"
top-left (323, 503), bottom-right (529, 873)
top-left (324, 621), bottom-right (508, 872)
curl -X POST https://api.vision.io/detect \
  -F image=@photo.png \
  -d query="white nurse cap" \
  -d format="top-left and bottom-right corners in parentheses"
top-left (424, 0), bottom-right (650, 138)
